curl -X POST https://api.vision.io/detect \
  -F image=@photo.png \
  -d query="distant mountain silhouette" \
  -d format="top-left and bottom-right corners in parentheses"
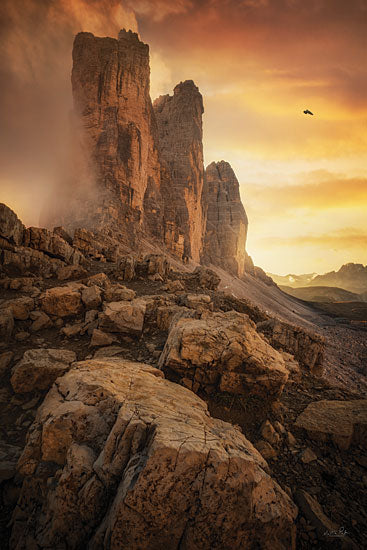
top-left (268, 263), bottom-right (367, 294)
top-left (267, 272), bottom-right (317, 288)
top-left (309, 263), bottom-right (367, 294)
top-left (279, 285), bottom-right (362, 303)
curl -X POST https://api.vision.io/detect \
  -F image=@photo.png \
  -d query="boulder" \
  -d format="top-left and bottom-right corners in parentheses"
top-left (40, 286), bottom-right (83, 317)
top-left (1, 246), bottom-right (65, 276)
top-left (260, 420), bottom-right (280, 446)
top-left (86, 272), bottom-right (110, 289)
top-left (117, 255), bottom-right (136, 281)
top-left (93, 346), bottom-right (125, 359)
top-left (0, 276), bottom-right (37, 292)
top-left (15, 331), bottom-right (30, 341)
top-left (257, 318), bottom-right (325, 376)
top-left (57, 264), bottom-right (88, 281)
top-left (156, 305), bottom-right (194, 332)
top-left (23, 226), bottom-right (83, 265)
top-left (10, 348), bottom-right (76, 393)
top-left (300, 447), bottom-right (317, 464)
top-left (72, 228), bottom-right (106, 260)
top-left (136, 254), bottom-right (170, 280)
top-left (12, 358), bottom-right (297, 549)
top-left (0, 296), bottom-right (34, 320)
top-left (188, 266), bottom-right (221, 290)
top-left (0, 203), bottom-right (24, 246)
top-left (165, 279), bottom-right (185, 292)
top-left (159, 310), bottom-right (288, 398)
top-left (29, 310), bottom-right (52, 332)
top-left (60, 322), bottom-right (83, 338)
top-left (53, 226), bottom-right (73, 245)
top-left (280, 351), bottom-right (301, 377)
top-left (81, 285), bottom-right (102, 310)
top-left (104, 284), bottom-right (136, 302)
top-left (98, 299), bottom-right (146, 336)
top-left (90, 329), bottom-right (117, 347)
top-left (181, 293), bottom-right (212, 311)
top-left (295, 400), bottom-right (367, 450)
top-left (254, 440), bottom-right (277, 461)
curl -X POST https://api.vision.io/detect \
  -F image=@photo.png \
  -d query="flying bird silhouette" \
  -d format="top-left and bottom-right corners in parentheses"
top-left (303, 109), bottom-right (314, 115)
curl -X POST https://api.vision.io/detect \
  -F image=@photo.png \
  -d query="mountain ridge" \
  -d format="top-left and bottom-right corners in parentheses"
top-left (268, 262), bottom-right (367, 294)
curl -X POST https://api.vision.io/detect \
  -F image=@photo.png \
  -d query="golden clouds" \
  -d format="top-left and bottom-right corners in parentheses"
top-left (126, 1), bottom-right (192, 22)
top-left (0, 0), bottom-right (365, 275)
top-left (138, 1), bottom-right (367, 274)
top-left (51, 0), bottom-right (137, 36)
top-left (258, 231), bottom-right (367, 250)
top-left (244, 174), bottom-right (367, 273)
top-left (244, 176), bottom-right (367, 213)
top-left (146, 1), bottom-right (367, 115)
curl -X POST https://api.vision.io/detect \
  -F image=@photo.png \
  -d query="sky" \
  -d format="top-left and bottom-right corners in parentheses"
top-left (0, 0), bottom-right (366, 275)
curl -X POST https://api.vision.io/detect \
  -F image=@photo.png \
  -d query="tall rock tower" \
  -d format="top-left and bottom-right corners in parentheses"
top-left (42, 30), bottom-right (163, 243)
top-left (202, 161), bottom-right (248, 276)
top-left (41, 30), bottom-right (251, 273)
top-left (153, 81), bottom-right (205, 262)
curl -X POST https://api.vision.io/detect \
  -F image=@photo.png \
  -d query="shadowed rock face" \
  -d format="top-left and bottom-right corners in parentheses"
top-left (153, 81), bottom-right (205, 262)
top-left (202, 161), bottom-right (248, 276)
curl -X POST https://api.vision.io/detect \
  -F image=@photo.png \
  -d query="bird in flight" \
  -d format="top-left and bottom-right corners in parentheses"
top-left (303, 109), bottom-right (314, 115)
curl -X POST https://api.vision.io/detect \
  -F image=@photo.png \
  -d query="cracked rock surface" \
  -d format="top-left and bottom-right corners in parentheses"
top-left (159, 310), bottom-right (289, 399)
top-left (11, 358), bottom-right (297, 550)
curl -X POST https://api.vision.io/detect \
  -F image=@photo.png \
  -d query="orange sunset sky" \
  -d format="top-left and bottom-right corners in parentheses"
top-left (0, 0), bottom-right (366, 274)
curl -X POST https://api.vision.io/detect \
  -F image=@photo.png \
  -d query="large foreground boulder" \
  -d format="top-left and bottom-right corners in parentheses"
top-left (11, 359), bottom-right (297, 550)
top-left (295, 399), bottom-right (367, 450)
top-left (159, 310), bottom-right (288, 398)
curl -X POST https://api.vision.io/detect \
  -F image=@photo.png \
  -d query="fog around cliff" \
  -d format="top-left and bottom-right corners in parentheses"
top-left (0, 0), bottom-right (365, 274)
top-left (0, 0), bottom-right (137, 226)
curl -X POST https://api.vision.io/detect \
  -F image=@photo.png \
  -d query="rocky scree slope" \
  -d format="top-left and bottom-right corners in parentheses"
top-left (1, 204), bottom-right (367, 548)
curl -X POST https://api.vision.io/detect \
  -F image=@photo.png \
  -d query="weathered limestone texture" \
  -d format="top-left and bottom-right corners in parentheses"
top-left (43, 30), bottom-right (163, 241)
top-left (11, 359), bottom-right (297, 549)
top-left (202, 161), bottom-right (248, 276)
top-left (154, 81), bottom-right (205, 262)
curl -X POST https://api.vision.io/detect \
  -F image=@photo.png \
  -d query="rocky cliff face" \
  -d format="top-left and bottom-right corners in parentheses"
top-left (202, 161), bottom-right (248, 276)
top-left (153, 81), bottom-right (205, 262)
top-left (43, 30), bottom-right (163, 244)
top-left (42, 30), bottom-right (249, 273)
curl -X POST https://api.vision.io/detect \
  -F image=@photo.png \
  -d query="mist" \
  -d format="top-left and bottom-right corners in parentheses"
top-left (0, 0), bottom-right (137, 227)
